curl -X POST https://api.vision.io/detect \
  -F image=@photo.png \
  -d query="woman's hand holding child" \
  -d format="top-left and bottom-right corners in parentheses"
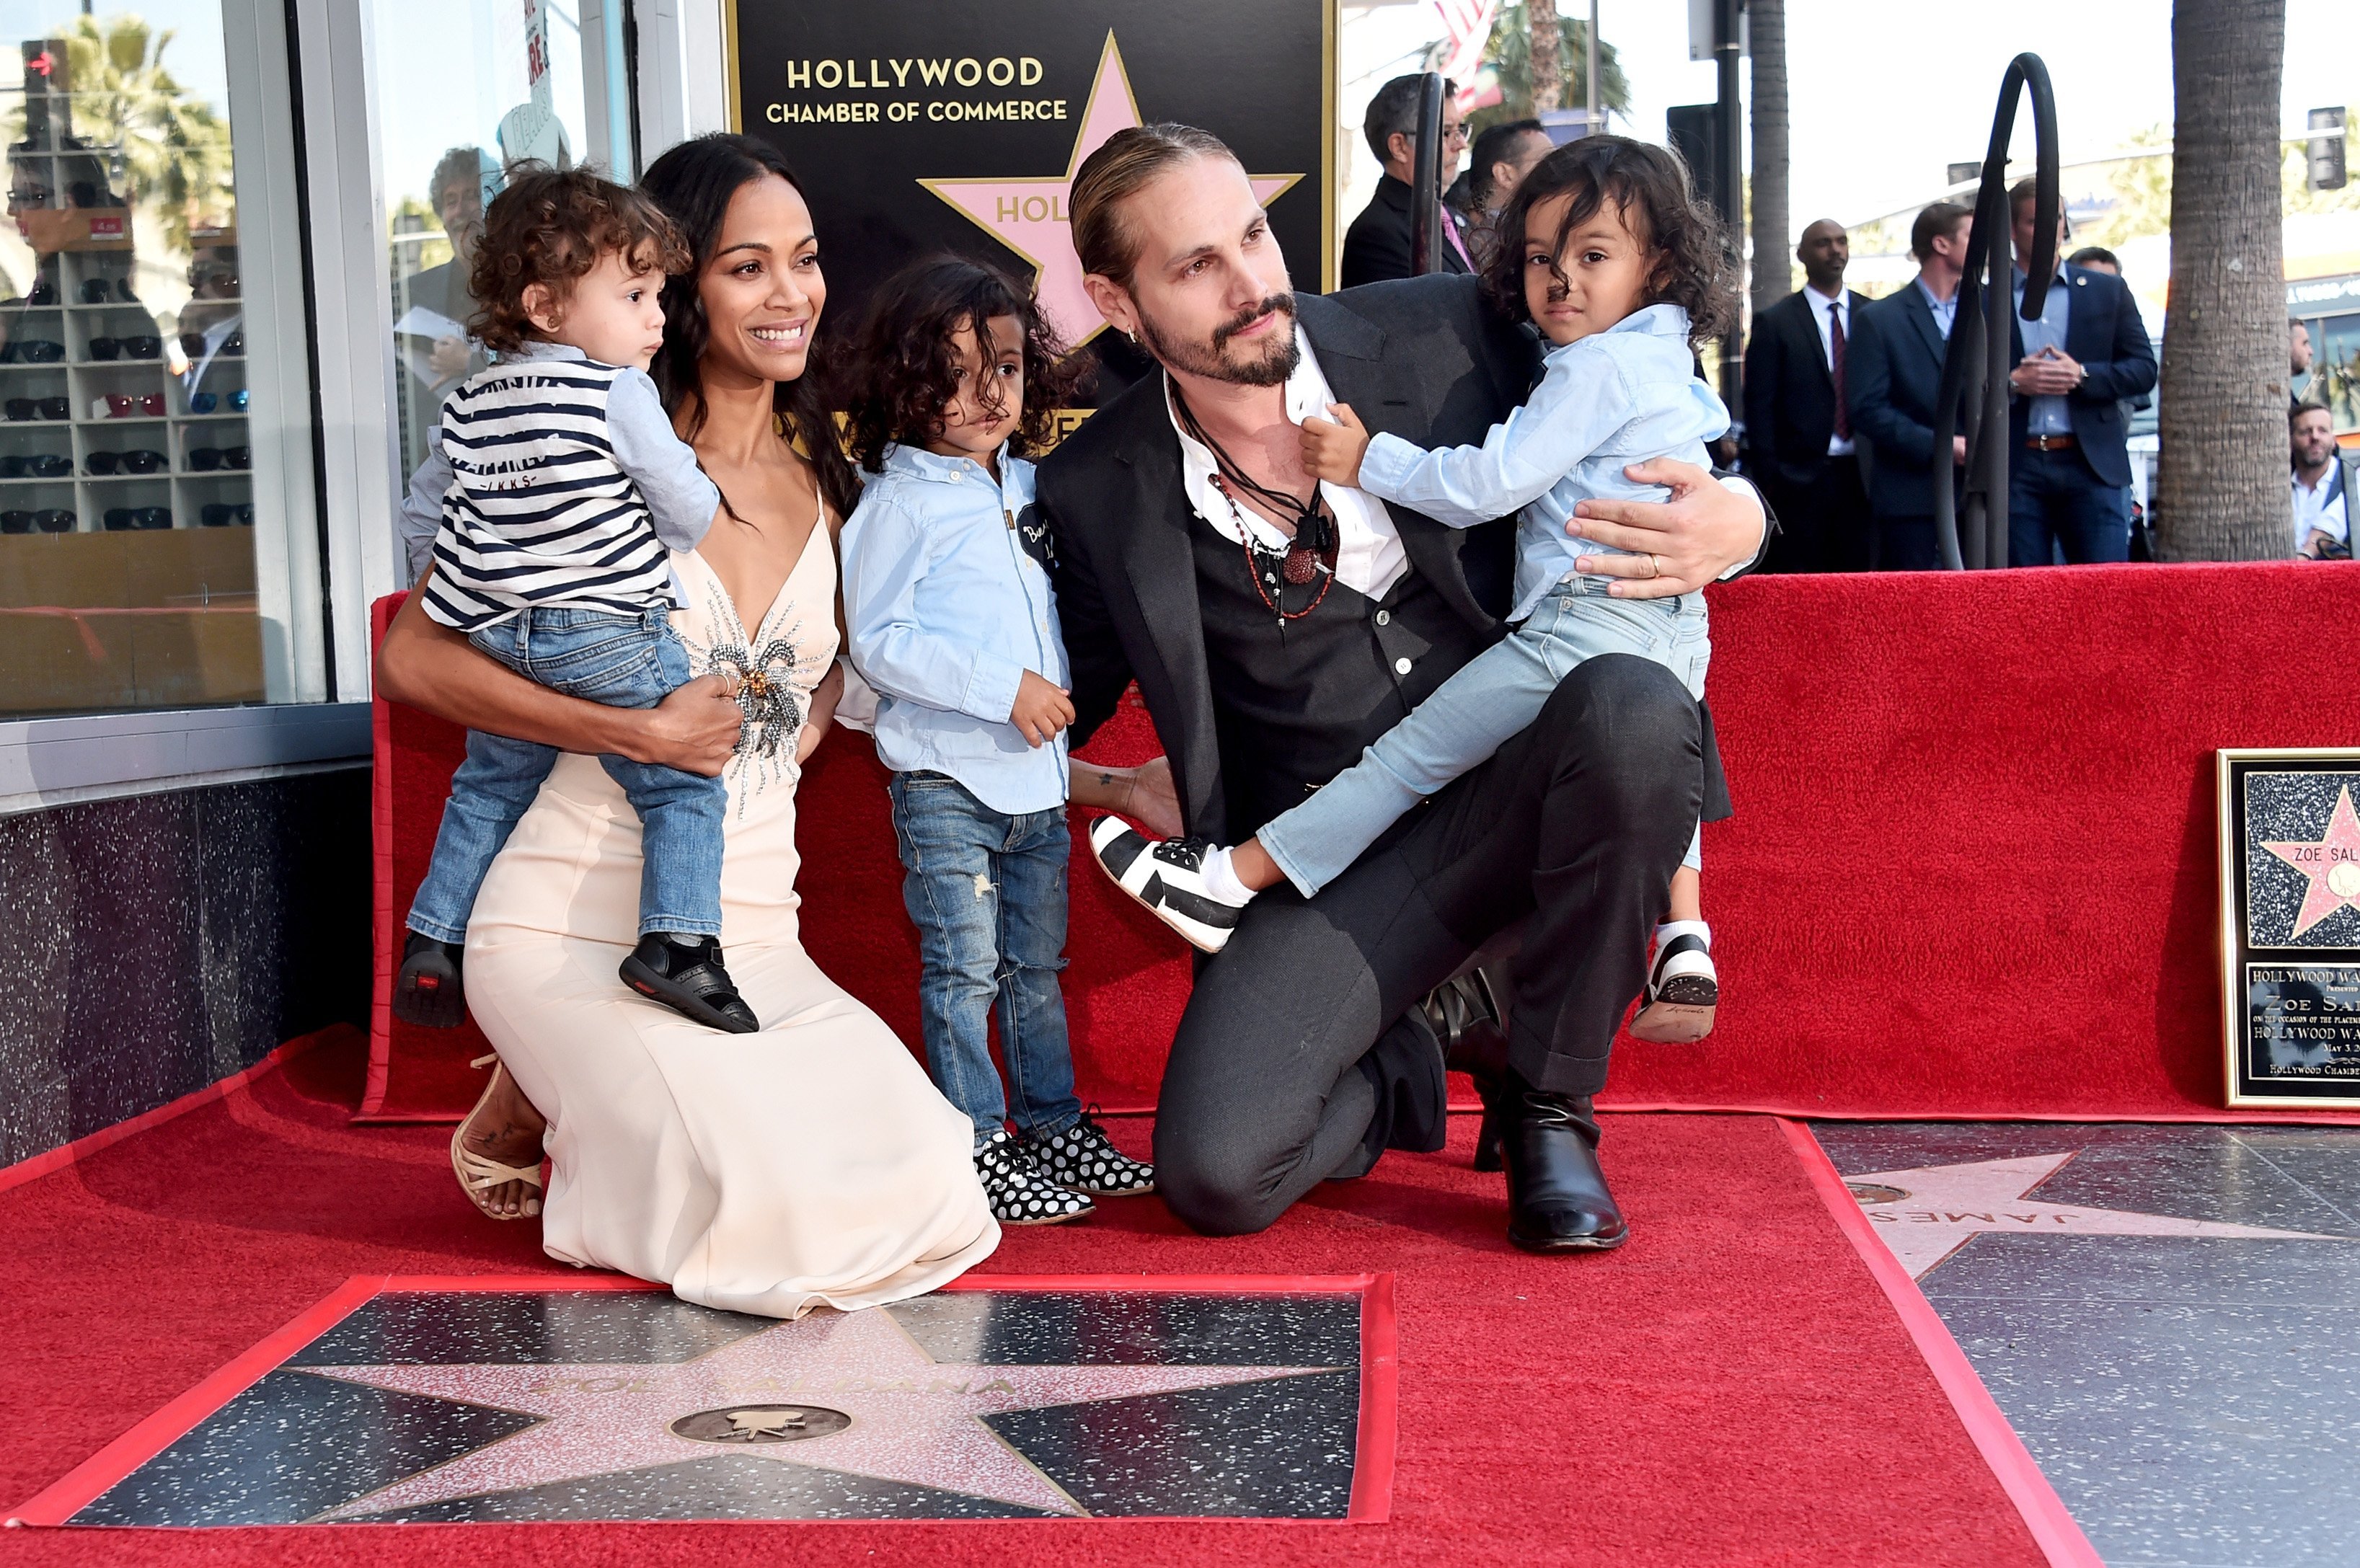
top-left (1299, 403), bottom-right (1372, 489)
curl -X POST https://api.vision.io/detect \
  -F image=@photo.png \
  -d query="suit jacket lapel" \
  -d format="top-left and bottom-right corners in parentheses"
top-left (1902, 285), bottom-right (1945, 367)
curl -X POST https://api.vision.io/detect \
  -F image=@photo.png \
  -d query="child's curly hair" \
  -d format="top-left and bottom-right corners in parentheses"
top-left (837, 256), bottom-right (1088, 474)
top-left (1478, 134), bottom-right (1740, 348)
top-left (467, 164), bottom-right (692, 355)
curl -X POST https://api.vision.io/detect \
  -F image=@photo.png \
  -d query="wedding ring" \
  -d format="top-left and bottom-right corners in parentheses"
top-left (1646, 553), bottom-right (1664, 579)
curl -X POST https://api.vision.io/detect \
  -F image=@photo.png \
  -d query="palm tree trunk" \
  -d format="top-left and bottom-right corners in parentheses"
top-left (1528, 0), bottom-right (1563, 112)
top-left (1746, 0), bottom-right (1790, 317)
top-left (2155, 0), bottom-right (2288, 560)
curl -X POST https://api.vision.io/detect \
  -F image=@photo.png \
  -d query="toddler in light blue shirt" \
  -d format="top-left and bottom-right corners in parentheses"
top-left (1115, 137), bottom-right (1741, 1045)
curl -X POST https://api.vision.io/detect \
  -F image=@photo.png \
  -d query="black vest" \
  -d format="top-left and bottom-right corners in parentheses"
top-left (1190, 523), bottom-right (1493, 843)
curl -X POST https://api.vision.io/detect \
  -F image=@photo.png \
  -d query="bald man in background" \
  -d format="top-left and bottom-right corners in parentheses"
top-left (1743, 218), bottom-right (1874, 572)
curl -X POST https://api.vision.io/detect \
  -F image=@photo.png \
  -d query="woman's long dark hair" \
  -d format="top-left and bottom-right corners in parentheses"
top-left (638, 133), bottom-right (861, 522)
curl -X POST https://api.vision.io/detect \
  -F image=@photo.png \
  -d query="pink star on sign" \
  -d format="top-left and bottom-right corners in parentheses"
top-left (303, 1304), bottom-right (1330, 1519)
top-left (2263, 784), bottom-right (2360, 938)
top-left (920, 31), bottom-right (1303, 348)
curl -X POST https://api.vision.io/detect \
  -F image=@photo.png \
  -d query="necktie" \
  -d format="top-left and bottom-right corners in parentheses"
top-left (1444, 208), bottom-right (1476, 273)
top-left (1829, 301), bottom-right (1850, 440)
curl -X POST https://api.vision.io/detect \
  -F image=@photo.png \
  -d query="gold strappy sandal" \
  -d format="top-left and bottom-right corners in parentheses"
top-left (451, 1053), bottom-right (544, 1220)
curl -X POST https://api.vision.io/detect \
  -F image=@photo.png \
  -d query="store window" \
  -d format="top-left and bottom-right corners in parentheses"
top-left (377, 0), bottom-right (591, 497)
top-left (0, 1), bottom-right (315, 716)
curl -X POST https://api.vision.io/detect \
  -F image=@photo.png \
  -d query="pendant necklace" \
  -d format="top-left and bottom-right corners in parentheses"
top-left (1171, 384), bottom-right (1339, 622)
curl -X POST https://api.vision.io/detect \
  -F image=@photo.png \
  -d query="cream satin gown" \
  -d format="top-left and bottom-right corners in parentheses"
top-left (464, 526), bottom-right (1000, 1317)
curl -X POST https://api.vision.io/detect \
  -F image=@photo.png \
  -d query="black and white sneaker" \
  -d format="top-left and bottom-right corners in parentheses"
top-left (1089, 818), bottom-right (1245, 954)
top-left (1630, 930), bottom-right (1718, 1043)
top-left (1029, 1112), bottom-right (1155, 1196)
top-left (975, 1130), bottom-right (1095, 1225)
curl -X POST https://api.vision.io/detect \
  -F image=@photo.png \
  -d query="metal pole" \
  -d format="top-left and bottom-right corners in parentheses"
top-left (1586, 0), bottom-right (1599, 128)
top-left (1715, 0), bottom-right (1743, 414)
top-left (1410, 72), bottom-right (1445, 275)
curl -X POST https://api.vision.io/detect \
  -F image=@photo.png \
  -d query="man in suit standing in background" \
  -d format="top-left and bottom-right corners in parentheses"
top-left (1744, 218), bottom-right (1873, 572)
top-left (1341, 74), bottom-right (1475, 288)
top-left (2004, 180), bottom-right (2157, 565)
top-left (1847, 203), bottom-right (1973, 570)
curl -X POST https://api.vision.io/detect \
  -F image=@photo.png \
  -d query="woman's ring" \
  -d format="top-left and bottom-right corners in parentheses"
top-left (1646, 553), bottom-right (1664, 579)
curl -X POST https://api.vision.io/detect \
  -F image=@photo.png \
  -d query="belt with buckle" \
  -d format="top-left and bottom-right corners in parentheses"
top-left (2024, 433), bottom-right (2077, 452)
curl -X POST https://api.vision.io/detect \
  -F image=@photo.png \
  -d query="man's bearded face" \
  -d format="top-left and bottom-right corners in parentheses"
top-left (1137, 290), bottom-right (1300, 387)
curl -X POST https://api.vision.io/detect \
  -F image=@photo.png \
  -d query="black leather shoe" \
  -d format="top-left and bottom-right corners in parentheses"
top-left (1502, 1082), bottom-right (1627, 1252)
top-left (619, 935), bottom-right (759, 1033)
top-left (1421, 967), bottom-right (1511, 1171)
top-left (393, 931), bottom-right (467, 1028)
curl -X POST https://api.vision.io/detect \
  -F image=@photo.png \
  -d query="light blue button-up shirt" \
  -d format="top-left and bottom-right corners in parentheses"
top-left (2012, 267), bottom-right (2074, 435)
top-left (1356, 302), bottom-right (1731, 623)
top-left (841, 442), bottom-right (1069, 815)
top-left (1917, 275), bottom-right (1960, 340)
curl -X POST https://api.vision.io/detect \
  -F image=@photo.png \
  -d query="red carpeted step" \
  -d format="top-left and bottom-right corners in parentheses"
top-left (0, 1039), bottom-right (2043, 1565)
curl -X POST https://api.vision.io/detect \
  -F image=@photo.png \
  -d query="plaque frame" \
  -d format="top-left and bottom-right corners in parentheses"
top-left (2217, 747), bottom-right (2360, 1107)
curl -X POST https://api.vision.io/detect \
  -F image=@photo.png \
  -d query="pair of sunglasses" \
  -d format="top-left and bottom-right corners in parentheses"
top-left (177, 330), bottom-right (244, 360)
top-left (187, 446), bottom-right (249, 470)
top-left (200, 502), bottom-right (255, 527)
top-left (87, 449), bottom-right (167, 475)
top-left (2, 453), bottom-right (71, 477)
top-left (4, 397), bottom-right (68, 420)
top-left (20, 278), bottom-right (56, 306)
top-left (3, 339), bottom-right (64, 363)
top-left (76, 277), bottom-right (138, 304)
top-left (98, 393), bottom-right (166, 418)
top-left (0, 508), bottom-right (74, 533)
top-left (102, 506), bottom-right (172, 531)
top-left (186, 389), bottom-right (250, 414)
top-left (87, 335), bottom-right (161, 361)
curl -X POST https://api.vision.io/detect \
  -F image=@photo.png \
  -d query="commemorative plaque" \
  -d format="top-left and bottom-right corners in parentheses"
top-left (2219, 749), bottom-right (2360, 1107)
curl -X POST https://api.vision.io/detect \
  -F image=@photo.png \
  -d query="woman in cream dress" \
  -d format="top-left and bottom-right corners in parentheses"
top-left (377, 135), bottom-right (1002, 1316)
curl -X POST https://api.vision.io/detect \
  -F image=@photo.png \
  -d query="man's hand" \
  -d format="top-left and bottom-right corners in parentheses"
top-left (2009, 345), bottom-right (2084, 397)
top-left (634, 674), bottom-right (743, 776)
top-left (1570, 458), bottom-right (1767, 598)
top-left (1123, 755), bottom-right (1183, 838)
top-left (428, 335), bottom-right (470, 379)
top-left (1010, 669), bottom-right (1076, 748)
top-left (1299, 403), bottom-right (1372, 488)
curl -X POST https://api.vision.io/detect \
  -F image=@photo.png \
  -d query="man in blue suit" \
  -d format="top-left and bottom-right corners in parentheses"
top-left (2004, 180), bottom-right (2157, 565)
top-left (1847, 203), bottom-right (1973, 570)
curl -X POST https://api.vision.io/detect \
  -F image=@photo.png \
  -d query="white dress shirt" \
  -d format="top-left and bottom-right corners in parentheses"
top-left (1164, 326), bottom-right (1410, 601)
top-left (2294, 462), bottom-right (2351, 552)
top-left (1803, 282), bottom-right (1855, 457)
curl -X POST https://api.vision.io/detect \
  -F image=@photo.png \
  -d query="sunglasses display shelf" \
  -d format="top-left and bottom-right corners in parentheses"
top-left (0, 249), bottom-right (247, 537)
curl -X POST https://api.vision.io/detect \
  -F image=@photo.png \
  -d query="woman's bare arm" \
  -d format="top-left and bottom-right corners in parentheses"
top-left (376, 577), bottom-right (743, 776)
top-left (795, 660), bottom-right (845, 763)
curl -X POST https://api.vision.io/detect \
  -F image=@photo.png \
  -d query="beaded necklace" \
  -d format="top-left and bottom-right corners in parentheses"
top-left (1171, 384), bottom-right (1340, 623)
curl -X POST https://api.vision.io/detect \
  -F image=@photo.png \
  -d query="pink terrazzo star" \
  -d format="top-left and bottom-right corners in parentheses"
top-left (2262, 784), bottom-right (2360, 939)
top-left (920, 31), bottom-right (1303, 348)
top-left (1847, 1152), bottom-right (2339, 1278)
top-left (304, 1304), bottom-right (1331, 1519)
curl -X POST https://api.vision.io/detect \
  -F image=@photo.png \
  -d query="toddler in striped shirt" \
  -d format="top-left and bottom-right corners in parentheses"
top-left (396, 167), bottom-right (757, 1037)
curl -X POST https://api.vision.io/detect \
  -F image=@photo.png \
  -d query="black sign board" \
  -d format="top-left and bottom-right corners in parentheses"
top-left (2219, 749), bottom-right (2360, 1106)
top-left (724, 1), bottom-right (1335, 401)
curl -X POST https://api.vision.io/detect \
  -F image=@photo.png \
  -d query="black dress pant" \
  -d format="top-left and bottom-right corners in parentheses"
top-left (1152, 654), bottom-right (1703, 1236)
top-left (1762, 457), bottom-right (1873, 573)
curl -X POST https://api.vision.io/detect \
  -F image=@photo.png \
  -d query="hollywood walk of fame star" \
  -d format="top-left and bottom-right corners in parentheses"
top-left (302, 1304), bottom-right (1333, 1520)
top-left (919, 32), bottom-right (1304, 348)
top-left (2262, 784), bottom-right (2360, 939)
top-left (1845, 1151), bottom-right (2343, 1279)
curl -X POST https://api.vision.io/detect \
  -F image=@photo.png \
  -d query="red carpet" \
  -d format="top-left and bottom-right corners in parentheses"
top-left (371, 559), bottom-right (2360, 1125)
top-left (1, 1039), bottom-right (2043, 1565)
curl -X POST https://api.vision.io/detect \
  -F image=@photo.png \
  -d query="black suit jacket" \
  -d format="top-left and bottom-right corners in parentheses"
top-left (1340, 174), bottom-right (1474, 290)
top-left (1846, 281), bottom-right (1954, 519)
top-left (1742, 286), bottom-right (1868, 488)
top-left (2006, 265), bottom-right (2157, 488)
top-left (1035, 274), bottom-right (1733, 845)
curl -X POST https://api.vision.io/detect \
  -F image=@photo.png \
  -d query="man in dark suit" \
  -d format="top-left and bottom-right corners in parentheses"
top-left (1744, 218), bottom-right (1873, 571)
top-left (1847, 203), bottom-right (1973, 570)
top-left (1340, 74), bottom-right (1475, 287)
top-left (2003, 180), bottom-right (2157, 565)
top-left (1040, 125), bottom-right (1769, 1251)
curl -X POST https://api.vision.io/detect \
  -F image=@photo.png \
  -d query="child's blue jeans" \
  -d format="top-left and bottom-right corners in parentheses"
top-left (1258, 579), bottom-right (1711, 897)
top-left (407, 605), bottom-right (726, 944)
top-left (888, 771), bottom-right (1082, 1149)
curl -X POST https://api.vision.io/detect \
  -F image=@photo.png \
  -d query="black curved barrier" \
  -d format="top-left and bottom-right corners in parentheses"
top-left (1410, 72), bottom-right (1446, 277)
top-left (1932, 53), bottom-right (2061, 570)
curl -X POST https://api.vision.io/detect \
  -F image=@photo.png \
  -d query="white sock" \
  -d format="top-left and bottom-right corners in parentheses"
top-left (1200, 844), bottom-right (1258, 907)
top-left (1656, 918), bottom-right (1711, 951)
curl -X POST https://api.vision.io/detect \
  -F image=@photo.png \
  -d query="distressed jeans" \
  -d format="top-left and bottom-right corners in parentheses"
top-left (888, 770), bottom-right (1081, 1148)
top-left (407, 605), bottom-right (725, 943)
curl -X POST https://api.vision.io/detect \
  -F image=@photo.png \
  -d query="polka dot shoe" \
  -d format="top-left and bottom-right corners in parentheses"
top-left (974, 1130), bottom-right (1094, 1226)
top-left (1029, 1112), bottom-right (1156, 1197)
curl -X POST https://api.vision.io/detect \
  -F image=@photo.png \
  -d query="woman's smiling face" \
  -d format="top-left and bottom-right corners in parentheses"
top-left (697, 172), bottom-right (824, 387)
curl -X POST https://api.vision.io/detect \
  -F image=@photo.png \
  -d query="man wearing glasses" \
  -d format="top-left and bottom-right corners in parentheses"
top-left (1341, 74), bottom-right (1475, 288)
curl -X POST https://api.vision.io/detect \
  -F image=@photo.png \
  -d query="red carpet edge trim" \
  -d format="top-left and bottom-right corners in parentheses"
top-left (4, 1270), bottom-right (1397, 1529)
top-left (363, 648), bottom-right (397, 1119)
top-left (1776, 1117), bottom-right (2104, 1568)
top-left (1625, 1100), bottom-right (2360, 1125)
top-left (0, 1024), bottom-right (350, 1202)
